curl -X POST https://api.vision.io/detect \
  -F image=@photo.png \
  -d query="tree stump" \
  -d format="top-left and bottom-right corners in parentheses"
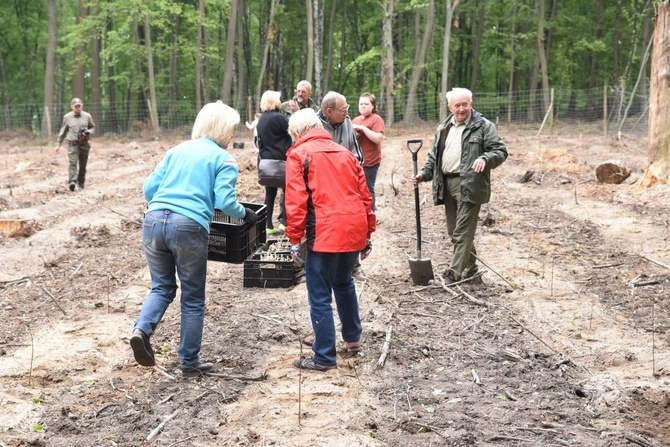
top-left (595, 160), bottom-right (631, 184)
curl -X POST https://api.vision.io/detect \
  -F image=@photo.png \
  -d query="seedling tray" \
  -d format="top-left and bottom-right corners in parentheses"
top-left (207, 202), bottom-right (267, 264)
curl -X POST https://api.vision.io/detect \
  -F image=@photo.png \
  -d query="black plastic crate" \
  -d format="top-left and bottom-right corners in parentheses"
top-left (243, 240), bottom-right (303, 288)
top-left (207, 202), bottom-right (267, 263)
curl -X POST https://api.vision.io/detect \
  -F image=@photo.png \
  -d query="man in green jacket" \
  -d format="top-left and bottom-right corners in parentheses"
top-left (55, 97), bottom-right (96, 191)
top-left (412, 88), bottom-right (508, 284)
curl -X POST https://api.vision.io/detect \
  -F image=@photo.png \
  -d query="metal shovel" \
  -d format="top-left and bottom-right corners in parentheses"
top-left (407, 139), bottom-right (435, 285)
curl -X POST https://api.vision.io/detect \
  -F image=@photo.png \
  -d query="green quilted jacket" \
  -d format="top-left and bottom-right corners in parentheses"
top-left (418, 109), bottom-right (508, 205)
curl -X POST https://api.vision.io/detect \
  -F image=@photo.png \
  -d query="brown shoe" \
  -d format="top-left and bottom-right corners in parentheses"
top-left (441, 271), bottom-right (456, 285)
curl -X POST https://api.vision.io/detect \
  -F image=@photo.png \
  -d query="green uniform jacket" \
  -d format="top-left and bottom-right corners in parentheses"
top-left (419, 109), bottom-right (508, 205)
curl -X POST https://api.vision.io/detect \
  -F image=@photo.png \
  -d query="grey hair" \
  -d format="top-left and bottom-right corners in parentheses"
top-left (191, 101), bottom-right (240, 148)
top-left (320, 91), bottom-right (346, 112)
top-left (296, 80), bottom-right (312, 93)
top-left (446, 88), bottom-right (473, 104)
top-left (288, 108), bottom-right (323, 141)
top-left (259, 90), bottom-right (281, 112)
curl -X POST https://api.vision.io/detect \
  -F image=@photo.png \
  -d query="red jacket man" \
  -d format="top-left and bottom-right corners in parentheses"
top-left (285, 127), bottom-right (375, 252)
top-left (284, 109), bottom-right (375, 372)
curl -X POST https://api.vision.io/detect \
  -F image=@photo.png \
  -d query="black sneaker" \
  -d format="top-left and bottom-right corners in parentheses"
top-left (181, 362), bottom-right (214, 378)
top-left (69, 182), bottom-right (76, 192)
top-left (130, 328), bottom-right (155, 366)
top-left (77, 183), bottom-right (85, 190)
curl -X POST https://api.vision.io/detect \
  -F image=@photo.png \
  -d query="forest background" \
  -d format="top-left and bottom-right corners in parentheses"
top-left (0, 0), bottom-right (657, 140)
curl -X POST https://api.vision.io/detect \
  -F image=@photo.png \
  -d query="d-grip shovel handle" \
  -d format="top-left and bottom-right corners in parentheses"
top-left (407, 139), bottom-right (423, 177)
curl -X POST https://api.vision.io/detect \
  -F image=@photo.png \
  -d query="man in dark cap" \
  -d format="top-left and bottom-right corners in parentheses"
top-left (55, 97), bottom-right (96, 191)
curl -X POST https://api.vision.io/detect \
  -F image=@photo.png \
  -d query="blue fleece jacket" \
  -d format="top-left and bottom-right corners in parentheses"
top-left (143, 138), bottom-right (246, 231)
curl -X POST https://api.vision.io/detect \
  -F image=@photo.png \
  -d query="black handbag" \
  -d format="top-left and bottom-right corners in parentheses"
top-left (257, 159), bottom-right (286, 188)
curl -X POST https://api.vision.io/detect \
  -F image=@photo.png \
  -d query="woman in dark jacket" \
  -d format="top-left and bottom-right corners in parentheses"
top-left (256, 90), bottom-right (293, 234)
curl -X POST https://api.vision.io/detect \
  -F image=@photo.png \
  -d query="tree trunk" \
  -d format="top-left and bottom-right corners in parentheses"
top-left (306, 0), bottom-right (313, 84)
top-left (324, 0), bottom-right (337, 93)
top-left (507, 0), bottom-right (518, 122)
top-left (641, 0), bottom-right (670, 186)
top-left (196, 0), bottom-right (205, 109)
top-left (90, 0), bottom-right (101, 135)
top-left (404, 0), bottom-right (435, 124)
top-left (312, 0), bottom-right (323, 99)
top-left (0, 50), bottom-right (11, 131)
top-left (106, 19), bottom-right (118, 133)
top-left (144, 13), bottom-right (159, 136)
top-left (381, 0), bottom-right (395, 126)
top-left (440, 0), bottom-right (459, 122)
top-left (469, 1), bottom-right (486, 92)
top-left (337, 2), bottom-right (347, 91)
top-left (236, 0), bottom-right (246, 115)
top-left (536, 0), bottom-right (550, 114)
top-left (42, 0), bottom-right (57, 139)
top-left (73, 0), bottom-right (88, 100)
top-left (255, 0), bottom-right (279, 109)
top-left (221, 0), bottom-right (238, 103)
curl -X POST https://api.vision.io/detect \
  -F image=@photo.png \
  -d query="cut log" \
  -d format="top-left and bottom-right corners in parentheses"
top-left (595, 160), bottom-right (631, 184)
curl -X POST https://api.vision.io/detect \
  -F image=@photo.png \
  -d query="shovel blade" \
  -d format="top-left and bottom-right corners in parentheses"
top-left (408, 257), bottom-right (434, 286)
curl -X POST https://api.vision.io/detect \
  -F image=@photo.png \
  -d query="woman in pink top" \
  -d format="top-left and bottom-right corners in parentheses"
top-left (352, 93), bottom-right (385, 211)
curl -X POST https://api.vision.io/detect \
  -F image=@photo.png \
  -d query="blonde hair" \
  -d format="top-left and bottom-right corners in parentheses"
top-left (191, 101), bottom-right (240, 148)
top-left (288, 108), bottom-right (323, 141)
top-left (260, 90), bottom-right (281, 112)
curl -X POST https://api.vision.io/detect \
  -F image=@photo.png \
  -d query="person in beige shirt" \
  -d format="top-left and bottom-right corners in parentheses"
top-left (55, 97), bottom-right (95, 191)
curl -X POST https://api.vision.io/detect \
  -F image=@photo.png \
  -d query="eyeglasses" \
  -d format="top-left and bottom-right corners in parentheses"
top-left (339, 104), bottom-right (350, 113)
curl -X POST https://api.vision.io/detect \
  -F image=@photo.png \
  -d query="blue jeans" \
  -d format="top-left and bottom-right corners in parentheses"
top-left (135, 210), bottom-right (209, 368)
top-left (304, 250), bottom-right (362, 366)
top-left (363, 164), bottom-right (379, 211)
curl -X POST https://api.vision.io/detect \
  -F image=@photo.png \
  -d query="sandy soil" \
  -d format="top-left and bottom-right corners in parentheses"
top-left (1, 124), bottom-right (669, 447)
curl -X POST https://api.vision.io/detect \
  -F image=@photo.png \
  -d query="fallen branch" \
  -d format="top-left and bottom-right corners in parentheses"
top-left (455, 285), bottom-right (491, 308)
top-left (204, 371), bottom-right (268, 381)
top-left (146, 408), bottom-right (180, 442)
top-left (0, 277), bottom-right (30, 288)
top-left (375, 324), bottom-right (393, 369)
top-left (641, 255), bottom-right (670, 270)
top-left (155, 365), bottom-right (177, 381)
top-left (41, 286), bottom-right (67, 316)
top-left (470, 253), bottom-right (516, 289)
top-left (251, 313), bottom-right (282, 324)
top-left (593, 262), bottom-right (624, 269)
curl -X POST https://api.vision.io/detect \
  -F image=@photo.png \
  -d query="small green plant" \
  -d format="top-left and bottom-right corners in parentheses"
top-left (33, 423), bottom-right (45, 432)
top-left (32, 397), bottom-right (42, 404)
top-left (570, 314), bottom-right (578, 327)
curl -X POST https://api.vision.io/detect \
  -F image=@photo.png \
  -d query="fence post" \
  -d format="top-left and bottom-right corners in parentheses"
top-left (603, 84), bottom-right (609, 138)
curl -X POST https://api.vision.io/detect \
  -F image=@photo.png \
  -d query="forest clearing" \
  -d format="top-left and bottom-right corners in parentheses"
top-left (1, 124), bottom-right (669, 446)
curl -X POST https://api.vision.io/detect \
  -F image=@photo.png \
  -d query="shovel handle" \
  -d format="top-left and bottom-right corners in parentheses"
top-left (406, 139), bottom-right (423, 156)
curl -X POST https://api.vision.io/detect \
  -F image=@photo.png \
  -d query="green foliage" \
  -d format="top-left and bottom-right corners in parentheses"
top-left (0, 0), bottom-right (653, 132)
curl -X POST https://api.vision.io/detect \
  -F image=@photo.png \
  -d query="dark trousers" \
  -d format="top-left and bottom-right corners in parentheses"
top-left (264, 187), bottom-right (286, 229)
top-left (67, 141), bottom-right (90, 186)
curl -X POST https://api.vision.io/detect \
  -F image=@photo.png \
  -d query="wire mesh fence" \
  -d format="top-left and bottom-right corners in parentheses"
top-left (0, 86), bottom-right (649, 142)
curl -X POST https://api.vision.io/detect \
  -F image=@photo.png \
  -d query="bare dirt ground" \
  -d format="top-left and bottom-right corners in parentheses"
top-left (1, 123), bottom-right (669, 447)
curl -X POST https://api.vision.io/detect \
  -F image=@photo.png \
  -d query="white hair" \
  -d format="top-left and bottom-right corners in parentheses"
top-left (446, 88), bottom-right (473, 104)
top-left (288, 108), bottom-right (323, 141)
top-left (191, 101), bottom-right (240, 148)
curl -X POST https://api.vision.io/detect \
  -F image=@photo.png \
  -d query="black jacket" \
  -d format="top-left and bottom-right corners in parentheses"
top-left (257, 110), bottom-right (292, 161)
